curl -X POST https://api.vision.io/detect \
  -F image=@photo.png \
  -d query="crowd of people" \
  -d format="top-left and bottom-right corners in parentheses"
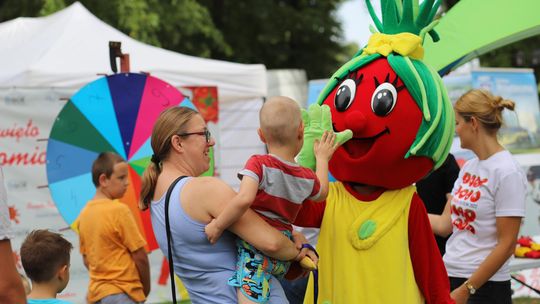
top-left (0, 88), bottom-right (528, 304)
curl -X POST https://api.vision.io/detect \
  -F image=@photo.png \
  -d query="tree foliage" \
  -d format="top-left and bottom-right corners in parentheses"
top-left (151, 0), bottom-right (231, 59)
top-left (197, 0), bottom-right (351, 78)
top-left (479, 35), bottom-right (540, 84)
top-left (0, 0), bottom-right (45, 18)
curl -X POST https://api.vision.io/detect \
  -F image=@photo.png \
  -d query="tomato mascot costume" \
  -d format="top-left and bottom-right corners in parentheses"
top-left (295, 0), bottom-right (456, 303)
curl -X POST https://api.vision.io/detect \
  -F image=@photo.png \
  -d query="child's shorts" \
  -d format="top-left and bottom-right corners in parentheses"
top-left (228, 230), bottom-right (292, 303)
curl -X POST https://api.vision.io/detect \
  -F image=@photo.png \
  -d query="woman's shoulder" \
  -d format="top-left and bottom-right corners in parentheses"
top-left (490, 150), bottom-right (522, 172)
top-left (483, 151), bottom-right (525, 184)
top-left (182, 177), bottom-right (236, 216)
top-left (187, 176), bottom-right (228, 188)
top-left (184, 176), bottom-right (236, 198)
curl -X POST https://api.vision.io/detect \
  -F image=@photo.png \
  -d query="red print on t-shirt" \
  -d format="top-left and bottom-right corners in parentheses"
top-left (9, 205), bottom-right (20, 224)
top-left (451, 172), bottom-right (488, 234)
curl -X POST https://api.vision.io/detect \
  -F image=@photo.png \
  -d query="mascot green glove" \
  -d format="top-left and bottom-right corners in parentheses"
top-left (297, 104), bottom-right (353, 170)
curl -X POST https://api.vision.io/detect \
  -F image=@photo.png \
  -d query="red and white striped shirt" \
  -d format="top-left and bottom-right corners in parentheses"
top-left (239, 154), bottom-right (321, 231)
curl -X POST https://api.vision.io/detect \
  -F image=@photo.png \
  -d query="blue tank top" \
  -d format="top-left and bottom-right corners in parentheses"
top-left (150, 177), bottom-right (288, 304)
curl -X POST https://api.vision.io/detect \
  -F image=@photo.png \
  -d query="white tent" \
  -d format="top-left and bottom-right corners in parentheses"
top-left (0, 1), bottom-right (267, 103)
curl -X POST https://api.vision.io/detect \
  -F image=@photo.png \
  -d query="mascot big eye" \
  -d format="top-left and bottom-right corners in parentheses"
top-left (294, 0), bottom-right (456, 303)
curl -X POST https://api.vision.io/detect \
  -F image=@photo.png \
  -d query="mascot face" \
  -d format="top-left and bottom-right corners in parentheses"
top-left (323, 58), bottom-right (433, 189)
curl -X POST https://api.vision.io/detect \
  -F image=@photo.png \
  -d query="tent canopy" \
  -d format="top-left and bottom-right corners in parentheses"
top-left (423, 0), bottom-right (540, 75)
top-left (0, 2), bottom-right (267, 103)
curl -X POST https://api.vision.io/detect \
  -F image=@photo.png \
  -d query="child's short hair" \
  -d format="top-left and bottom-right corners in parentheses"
top-left (20, 229), bottom-right (72, 283)
top-left (260, 96), bottom-right (302, 146)
top-left (91, 152), bottom-right (125, 187)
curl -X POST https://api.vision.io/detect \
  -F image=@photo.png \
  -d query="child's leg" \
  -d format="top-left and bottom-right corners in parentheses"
top-left (238, 288), bottom-right (257, 304)
top-left (229, 239), bottom-right (274, 303)
top-left (269, 230), bottom-right (293, 278)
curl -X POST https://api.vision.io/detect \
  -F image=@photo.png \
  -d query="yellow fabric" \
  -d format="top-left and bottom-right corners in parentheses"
top-left (174, 275), bottom-right (190, 300)
top-left (78, 199), bottom-right (147, 303)
top-left (304, 182), bottom-right (423, 303)
top-left (362, 32), bottom-right (424, 60)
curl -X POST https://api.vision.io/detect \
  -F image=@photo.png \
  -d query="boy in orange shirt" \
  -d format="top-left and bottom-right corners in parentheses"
top-left (78, 152), bottom-right (150, 303)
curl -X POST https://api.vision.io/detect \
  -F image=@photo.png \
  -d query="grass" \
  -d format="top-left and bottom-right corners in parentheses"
top-left (514, 298), bottom-right (540, 304)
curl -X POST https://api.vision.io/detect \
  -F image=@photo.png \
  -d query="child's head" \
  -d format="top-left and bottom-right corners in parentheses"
top-left (259, 96), bottom-right (303, 151)
top-left (92, 151), bottom-right (129, 199)
top-left (20, 229), bottom-right (73, 293)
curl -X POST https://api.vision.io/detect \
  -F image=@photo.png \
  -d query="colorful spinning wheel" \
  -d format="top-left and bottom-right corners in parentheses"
top-left (46, 73), bottom-right (197, 250)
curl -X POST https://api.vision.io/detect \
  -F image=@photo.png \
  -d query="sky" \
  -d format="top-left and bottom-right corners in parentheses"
top-left (337, 0), bottom-right (381, 48)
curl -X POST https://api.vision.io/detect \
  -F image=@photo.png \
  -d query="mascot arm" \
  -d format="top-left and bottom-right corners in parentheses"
top-left (293, 199), bottom-right (326, 228)
top-left (408, 193), bottom-right (455, 304)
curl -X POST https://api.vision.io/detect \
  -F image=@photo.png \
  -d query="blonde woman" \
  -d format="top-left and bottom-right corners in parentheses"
top-left (429, 89), bottom-right (527, 304)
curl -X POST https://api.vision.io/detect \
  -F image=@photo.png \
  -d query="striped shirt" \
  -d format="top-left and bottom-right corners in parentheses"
top-left (239, 154), bottom-right (321, 231)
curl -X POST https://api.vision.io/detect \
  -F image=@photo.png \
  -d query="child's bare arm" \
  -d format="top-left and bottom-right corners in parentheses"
top-left (205, 176), bottom-right (258, 244)
top-left (312, 131), bottom-right (337, 202)
top-left (131, 247), bottom-right (151, 296)
top-left (0, 240), bottom-right (26, 304)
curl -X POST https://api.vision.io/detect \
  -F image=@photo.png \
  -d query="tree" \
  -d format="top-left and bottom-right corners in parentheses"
top-left (198, 0), bottom-right (350, 79)
top-left (479, 35), bottom-right (540, 85)
top-left (78, 0), bottom-right (230, 57)
top-left (151, 0), bottom-right (231, 59)
top-left (79, 0), bottom-right (161, 46)
top-left (0, 0), bottom-right (49, 20)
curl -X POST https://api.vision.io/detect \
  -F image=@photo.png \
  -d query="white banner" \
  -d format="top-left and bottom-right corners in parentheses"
top-left (0, 87), bottom-right (188, 303)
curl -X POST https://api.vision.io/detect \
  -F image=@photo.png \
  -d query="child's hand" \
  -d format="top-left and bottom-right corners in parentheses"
top-left (291, 230), bottom-right (319, 269)
top-left (314, 131), bottom-right (337, 162)
top-left (295, 246), bottom-right (319, 271)
top-left (204, 219), bottom-right (223, 244)
top-left (296, 245), bottom-right (319, 264)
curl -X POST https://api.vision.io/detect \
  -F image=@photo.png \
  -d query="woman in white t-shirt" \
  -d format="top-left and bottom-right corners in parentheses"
top-left (429, 89), bottom-right (527, 304)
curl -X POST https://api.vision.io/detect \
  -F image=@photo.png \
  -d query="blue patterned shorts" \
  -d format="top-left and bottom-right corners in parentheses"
top-left (228, 230), bottom-right (292, 303)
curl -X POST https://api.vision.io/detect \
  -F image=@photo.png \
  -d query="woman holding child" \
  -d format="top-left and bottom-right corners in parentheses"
top-left (140, 106), bottom-right (312, 303)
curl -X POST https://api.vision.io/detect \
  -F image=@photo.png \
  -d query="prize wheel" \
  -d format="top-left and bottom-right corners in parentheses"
top-left (46, 73), bottom-right (195, 250)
